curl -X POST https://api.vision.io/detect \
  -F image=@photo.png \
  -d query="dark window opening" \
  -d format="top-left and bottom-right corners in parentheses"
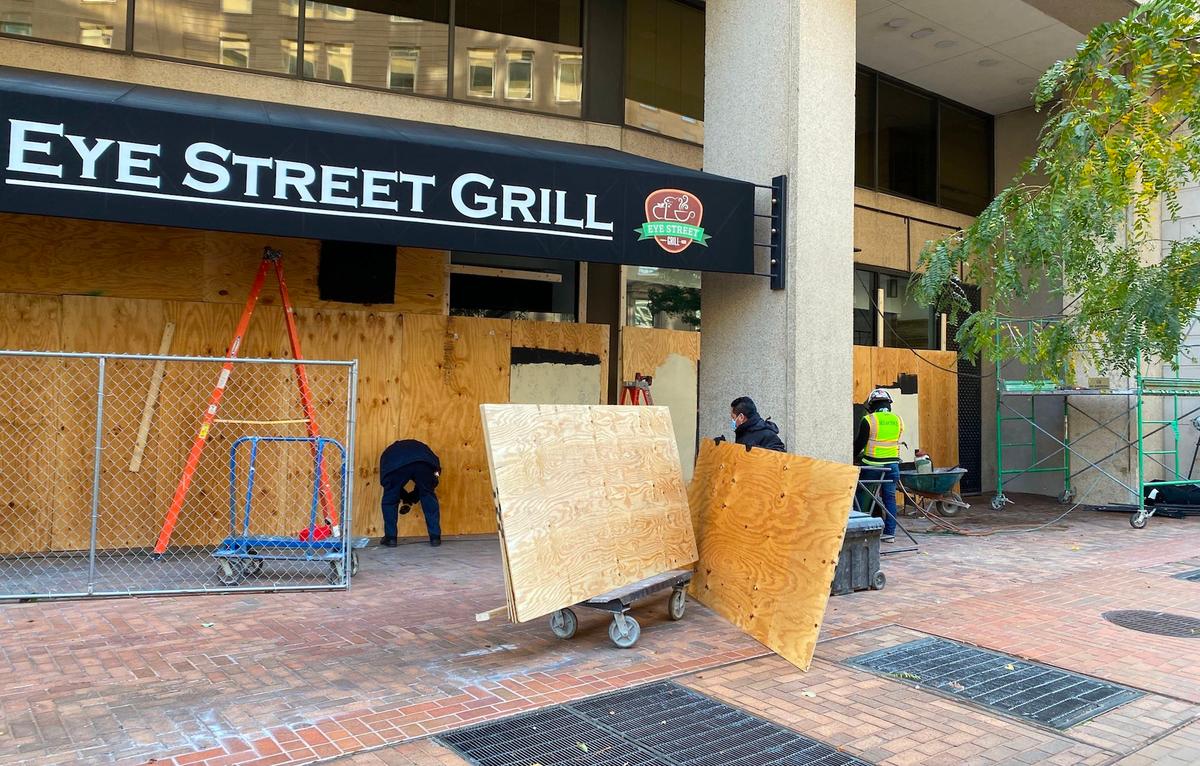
top-left (939, 103), bottom-right (993, 216)
top-left (317, 240), bottom-right (396, 304)
top-left (855, 70), bottom-right (876, 189)
top-left (854, 266), bottom-right (938, 350)
top-left (877, 80), bottom-right (937, 204)
top-left (853, 268), bottom-right (876, 346)
top-left (449, 252), bottom-right (577, 321)
top-left (456, 0), bottom-right (581, 46)
top-left (625, 0), bottom-right (704, 120)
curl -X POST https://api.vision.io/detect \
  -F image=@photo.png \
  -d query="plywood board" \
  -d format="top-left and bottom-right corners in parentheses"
top-left (689, 440), bottom-right (859, 670)
top-left (399, 315), bottom-right (512, 538)
top-left (0, 213), bottom-right (446, 314)
top-left (481, 404), bottom-right (697, 623)
top-left (854, 348), bottom-right (959, 468)
top-left (0, 294), bottom-right (63, 554)
top-left (511, 320), bottom-right (609, 404)
top-left (621, 326), bottom-right (700, 480)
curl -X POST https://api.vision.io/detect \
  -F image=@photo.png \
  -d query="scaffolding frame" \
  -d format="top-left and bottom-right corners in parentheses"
top-left (992, 316), bottom-right (1200, 528)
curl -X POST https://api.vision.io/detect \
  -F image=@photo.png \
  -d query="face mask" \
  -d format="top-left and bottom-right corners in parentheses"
top-left (731, 418), bottom-right (739, 430)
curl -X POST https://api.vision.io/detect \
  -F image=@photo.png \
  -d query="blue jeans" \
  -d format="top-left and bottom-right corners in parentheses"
top-left (878, 461), bottom-right (900, 536)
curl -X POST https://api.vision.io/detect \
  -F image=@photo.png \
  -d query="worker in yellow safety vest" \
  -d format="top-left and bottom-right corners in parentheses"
top-left (854, 389), bottom-right (904, 542)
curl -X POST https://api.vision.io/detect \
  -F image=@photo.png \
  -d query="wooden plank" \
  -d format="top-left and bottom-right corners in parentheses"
top-left (128, 322), bottom-right (176, 472)
top-left (0, 213), bottom-right (446, 314)
top-left (510, 321), bottom-right (610, 405)
top-left (446, 264), bottom-right (563, 283)
top-left (0, 294), bottom-right (63, 554)
top-left (620, 326), bottom-right (700, 480)
top-left (481, 404), bottom-right (697, 623)
top-left (852, 346), bottom-right (874, 403)
top-left (915, 350), bottom-right (960, 469)
top-left (399, 315), bottom-right (512, 537)
top-left (690, 440), bottom-right (859, 671)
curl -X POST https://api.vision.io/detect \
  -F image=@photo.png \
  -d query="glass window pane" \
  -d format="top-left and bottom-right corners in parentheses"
top-left (940, 103), bottom-right (991, 215)
top-left (624, 0), bottom-right (704, 143)
top-left (3, 0), bottom-right (127, 49)
top-left (505, 49), bottom-right (533, 100)
top-left (388, 46), bottom-right (418, 92)
top-left (555, 52), bottom-right (582, 103)
top-left (855, 70), bottom-right (875, 188)
top-left (853, 268), bottom-right (875, 346)
top-left (454, 14), bottom-right (581, 117)
top-left (625, 267), bottom-right (701, 331)
top-left (883, 274), bottom-right (933, 349)
top-left (456, 0), bottom-right (581, 47)
top-left (877, 80), bottom-right (937, 203)
top-left (135, 0), bottom-right (291, 71)
top-left (450, 252), bottom-right (577, 322)
top-left (301, 2), bottom-right (447, 94)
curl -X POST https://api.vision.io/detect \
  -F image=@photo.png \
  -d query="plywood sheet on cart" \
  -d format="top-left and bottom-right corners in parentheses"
top-left (481, 404), bottom-right (697, 623)
top-left (689, 440), bottom-right (858, 670)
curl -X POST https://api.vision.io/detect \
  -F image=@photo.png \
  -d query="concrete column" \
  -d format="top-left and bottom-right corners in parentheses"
top-left (699, 0), bottom-right (857, 462)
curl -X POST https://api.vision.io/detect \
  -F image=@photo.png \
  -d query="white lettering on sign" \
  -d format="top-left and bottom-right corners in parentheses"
top-left (3, 120), bottom-right (622, 242)
top-left (7, 120), bottom-right (64, 177)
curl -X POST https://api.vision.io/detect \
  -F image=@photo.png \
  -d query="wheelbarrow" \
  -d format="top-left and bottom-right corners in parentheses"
top-left (899, 467), bottom-right (969, 518)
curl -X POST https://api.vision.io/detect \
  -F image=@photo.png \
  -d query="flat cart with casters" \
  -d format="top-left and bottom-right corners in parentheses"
top-left (548, 569), bottom-right (692, 648)
top-left (900, 468), bottom-right (970, 517)
top-left (212, 435), bottom-right (366, 586)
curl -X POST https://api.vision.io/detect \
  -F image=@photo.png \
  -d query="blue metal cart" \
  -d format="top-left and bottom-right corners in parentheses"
top-left (212, 435), bottom-right (364, 586)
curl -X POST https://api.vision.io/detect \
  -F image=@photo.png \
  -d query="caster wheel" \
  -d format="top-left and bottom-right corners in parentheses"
top-left (609, 616), bottom-right (641, 648)
top-left (350, 551), bottom-right (360, 577)
top-left (990, 495), bottom-right (1006, 511)
top-left (668, 588), bottom-right (687, 621)
top-left (1058, 491), bottom-right (1075, 505)
top-left (549, 608), bottom-right (578, 639)
top-left (870, 570), bottom-right (887, 590)
top-left (1130, 513), bottom-right (1148, 529)
top-left (328, 560), bottom-right (345, 584)
top-left (936, 501), bottom-right (962, 518)
top-left (245, 549), bottom-right (264, 577)
top-left (216, 559), bottom-right (244, 587)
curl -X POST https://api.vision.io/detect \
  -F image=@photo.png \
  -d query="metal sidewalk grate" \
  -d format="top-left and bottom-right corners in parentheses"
top-left (1174, 569), bottom-right (1200, 583)
top-left (439, 681), bottom-right (872, 766)
top-left (1103, 610), bottom-right (1200, 638)
top-left (847, 637), bottom-right (1142, 730)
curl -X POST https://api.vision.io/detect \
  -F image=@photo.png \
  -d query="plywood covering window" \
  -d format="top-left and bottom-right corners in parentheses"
top-left (317, 241), bottom-right (396, 304)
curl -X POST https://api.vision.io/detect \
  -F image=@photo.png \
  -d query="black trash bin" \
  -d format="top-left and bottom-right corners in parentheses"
top-left (831, 511), bottom-right (885, 595)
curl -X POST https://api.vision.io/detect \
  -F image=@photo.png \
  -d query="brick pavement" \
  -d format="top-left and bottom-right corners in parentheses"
top-left (1, 495), bottom-right (1198, 766)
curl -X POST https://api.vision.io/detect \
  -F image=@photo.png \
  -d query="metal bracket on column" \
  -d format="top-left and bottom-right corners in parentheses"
top-left (753, 175), bottom-right (787, 290)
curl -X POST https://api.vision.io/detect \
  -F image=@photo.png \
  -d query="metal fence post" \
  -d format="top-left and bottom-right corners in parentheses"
top-left (343, 360), bottom-right (358, 588)
top-left (86, 356), bottom-right (107, 595)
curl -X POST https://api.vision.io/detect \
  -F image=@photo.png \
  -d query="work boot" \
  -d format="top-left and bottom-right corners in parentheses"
top-left (429, 536), bottom-right (442, 548)
top-left (881, 534), bottom-right (896, 543)
top-left (381, 536), bottom-right (397, 547)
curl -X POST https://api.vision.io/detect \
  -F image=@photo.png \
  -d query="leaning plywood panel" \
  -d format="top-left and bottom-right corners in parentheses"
top-left (481, 404), bottom-right (697, 623)
top-left (690, 440), bottom-right (859, 671)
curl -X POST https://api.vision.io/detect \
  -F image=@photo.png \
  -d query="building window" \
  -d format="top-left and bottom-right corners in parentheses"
top-left (505, 50), bottom-right (534, 100)
top-left (388, 47), bottom-right (419, 92)
top-left (79, 22), bottom-right (114, 48)
top-left (318, 241), bottom-right (396, 304)
top-left (220, 34), bottom-right (251, 68)
top-left (468, 48), bottom-right (495, 97)
top-left (325, 42), bottom-right (353, 82)
top-left (1, 15), bottom-right (32, 36)
top-left (283, 40), bottom-right (316, 77)
top-left (222, 0), bottom-right (253, 14)
top-left (940, 103), bottom-right (992, 216)
top-left (321, 3), bottom-right (355, 22)
top-left (625, 267), bottom-right (700, 332)
top-left (625, 0), bottom-right (705, 144)
top-left (853, 268), bottom-right (876, 346)
top-left (855, 66), bottom-right (993, 215)
top-left (449, 253), bottom-right (577, 322)
top-left (555, 52), bottom-right (582, 103)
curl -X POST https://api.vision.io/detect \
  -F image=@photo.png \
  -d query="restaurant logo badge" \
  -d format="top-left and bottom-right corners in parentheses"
top-left (637, 189), bottom-right (708, 253)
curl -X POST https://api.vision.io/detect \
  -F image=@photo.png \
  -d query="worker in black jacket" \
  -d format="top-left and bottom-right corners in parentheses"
top-left (730, 397), bottom-right (786, 452)
top-left (379, 439), bottom-right (442, 548)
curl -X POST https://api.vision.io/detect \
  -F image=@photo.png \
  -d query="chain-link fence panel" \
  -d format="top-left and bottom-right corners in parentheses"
top-left (0, 351), bottom-right (357, 599)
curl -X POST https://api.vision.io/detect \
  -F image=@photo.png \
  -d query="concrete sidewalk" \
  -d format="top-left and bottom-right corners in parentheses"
top-left (1, 497), bottom-right (1198, 766)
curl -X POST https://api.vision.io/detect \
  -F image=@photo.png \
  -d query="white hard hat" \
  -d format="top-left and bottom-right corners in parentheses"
top-left (867, 389), bottom-right (893, 405)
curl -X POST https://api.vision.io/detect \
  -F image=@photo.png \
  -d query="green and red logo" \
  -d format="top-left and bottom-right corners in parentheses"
top-left (637, 189), bottom-right (709, 254)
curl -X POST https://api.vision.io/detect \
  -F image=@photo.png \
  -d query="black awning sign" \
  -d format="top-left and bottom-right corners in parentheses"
top-left (0, 75), bottom-right (755, 274)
